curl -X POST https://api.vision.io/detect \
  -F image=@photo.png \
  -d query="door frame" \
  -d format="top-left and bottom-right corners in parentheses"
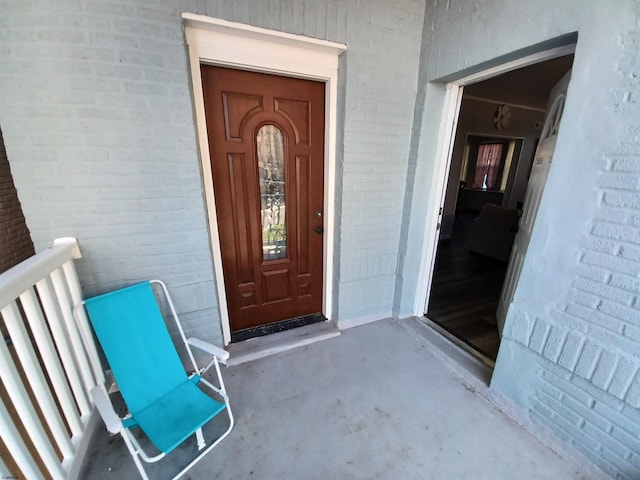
top-left (183, 14), bottom-right (346, 345)
top-left (414, 42), bottom-right (576, 317)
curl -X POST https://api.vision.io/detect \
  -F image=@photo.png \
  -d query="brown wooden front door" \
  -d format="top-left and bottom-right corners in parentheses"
top-left (201, 66), bottom-right (325, 336)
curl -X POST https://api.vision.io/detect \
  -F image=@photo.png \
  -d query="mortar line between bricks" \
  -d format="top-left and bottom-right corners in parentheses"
top-left (602, 355), bottom-right (621, 392)
top-left (538, 320), bottom-right (552, 354)
top-left (585, 349), bottom-right (603, 381)
top-left (558, 378), bottom-right (597, 408)
top-left (568, 339), bottom-right (588, 372)
top-left (560, 395), bottom-right (613, 432)
top-left (590, 231), bottom-right (640, 250)
top-left (477, 372), bottom-right (608, 477)
top-left (537, 389), bottom-right (588, 426)
top-left (536, 387), bottom-right (565, 409)
top-left (581, 248), bottom-right (640, 268)
top-left (534, 408), bottom-right (603, 456)
top-left (599, 445), bottom-right (638, 475)
top-left (553, 332), bottom-right (570, 364)
top-left (541, 363), bottom-right (573, 383)
top-left (617, 366), bottom-right (639, 400)
top-left (622, 369), bottom-right (640, 406)
top-left (562, 309), bottom-right (623, 338)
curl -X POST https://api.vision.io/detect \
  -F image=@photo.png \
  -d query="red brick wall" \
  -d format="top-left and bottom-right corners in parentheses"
top-left (0, 126), bottom-right (34, 274)
top-left (0, 130), bottom-right (36, 479)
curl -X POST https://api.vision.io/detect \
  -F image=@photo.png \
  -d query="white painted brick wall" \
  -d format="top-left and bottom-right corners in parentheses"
top-left (401, 0), bottom-right (640, 477)
top-left (499, 141), bottom-right (640, 477)
top-left (0, 0), bottom-right (425, 348)
top-left (8, 0), bottom-right (640, 475)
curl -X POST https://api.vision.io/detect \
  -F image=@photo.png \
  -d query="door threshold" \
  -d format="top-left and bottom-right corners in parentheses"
top-left (423, 316), bottom-right (496, 368)
top-left (226, 320), bottom-right (340, 366)
top-left (400, 316), bottom-right (494, 387)
top-left (231, 313), bottom-right (325, 343)
top-left (425, 316), bottom-right (497, 368)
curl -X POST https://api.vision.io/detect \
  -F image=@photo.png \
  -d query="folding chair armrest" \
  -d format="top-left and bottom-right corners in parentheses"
top-left (187, 337), bottom-right (230, 364)
top-left (91, 386), bottom-right (122, 435)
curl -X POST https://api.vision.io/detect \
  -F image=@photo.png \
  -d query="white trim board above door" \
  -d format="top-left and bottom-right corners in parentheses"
top-left (182, 14), bottom-right (346, 345)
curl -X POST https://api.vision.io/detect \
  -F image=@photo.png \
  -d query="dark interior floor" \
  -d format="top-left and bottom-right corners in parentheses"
top-left (426, 212), bottom-right (506, 360)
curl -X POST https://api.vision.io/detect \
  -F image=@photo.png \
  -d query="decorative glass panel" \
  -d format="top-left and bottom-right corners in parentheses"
top-left (257, 125), bottom-right (287, 261)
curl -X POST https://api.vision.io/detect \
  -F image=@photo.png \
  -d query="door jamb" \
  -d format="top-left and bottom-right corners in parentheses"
top-left (414, 44), bottom-right (576, 317)
top-left (183, 14), bottom-right (346, 345)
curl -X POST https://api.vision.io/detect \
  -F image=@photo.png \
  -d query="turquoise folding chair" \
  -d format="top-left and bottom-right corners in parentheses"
top-left (76, 280), bottom-right (234, 480)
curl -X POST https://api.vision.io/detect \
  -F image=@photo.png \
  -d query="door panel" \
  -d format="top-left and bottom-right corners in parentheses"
top-left (496, 70), bottom-right (571, 334)
top-left (201, 66), bottom-right (325, 333)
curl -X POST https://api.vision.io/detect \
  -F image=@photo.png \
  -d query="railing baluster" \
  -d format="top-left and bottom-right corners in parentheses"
top-left (36, 278), bottom-right (91, 415)
top-left (8, 291), bottom-right (75, 459)
top-left (62, 260), bottom-right (105, 386)
top-left (0, 302), bottom-right (66, 480)
top-left (50, 268), bottom-right (95, 405)
top-left (0, 238), bottom-right (102, 478)
top-left (0, 398), bottom-right (42, 480)
top-left (20, 287), bottom-right (82, 447)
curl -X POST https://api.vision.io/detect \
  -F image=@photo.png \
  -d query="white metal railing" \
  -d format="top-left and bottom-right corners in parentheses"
top-left (0, 238), bottom-right (104, 479)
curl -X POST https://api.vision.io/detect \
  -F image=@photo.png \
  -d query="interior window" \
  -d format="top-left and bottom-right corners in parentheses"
top-left (471, 143), bottom-right (504, 190)
top-left (460, 136), bottom-right (517, 192)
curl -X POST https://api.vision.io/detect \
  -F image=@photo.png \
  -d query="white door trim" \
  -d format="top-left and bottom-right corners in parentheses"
top-left (413, 84), bottom-right (463, 315)
top-left (183, 13), bottom-right (346, 345)
top-left (415, 44), bottom-right (575, 317)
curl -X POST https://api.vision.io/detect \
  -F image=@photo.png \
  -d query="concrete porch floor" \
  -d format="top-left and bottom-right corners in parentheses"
top-left (79, 318), bottom-right (608, 479)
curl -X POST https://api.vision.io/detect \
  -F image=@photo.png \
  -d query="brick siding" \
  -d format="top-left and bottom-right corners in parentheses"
top-left (406, 1), bottom-right (640, 478)
top-left (0, 0), bottom-right (424, 345)
top-left (0, 126), bottom-right (34, 274)
top-left (4, 0), bottom-right (640, 477)
top-left (503, 149), bottom-right (640, 480)
top-left (0, 125), bottom-right (35, 343)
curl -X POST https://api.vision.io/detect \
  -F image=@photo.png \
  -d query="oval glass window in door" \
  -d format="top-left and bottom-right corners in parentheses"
top-left (257, 124), bottom-right (287, 261)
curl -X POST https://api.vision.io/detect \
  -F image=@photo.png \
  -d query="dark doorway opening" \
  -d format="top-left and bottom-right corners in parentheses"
top-left (426, 54), bottom-right (575, 362)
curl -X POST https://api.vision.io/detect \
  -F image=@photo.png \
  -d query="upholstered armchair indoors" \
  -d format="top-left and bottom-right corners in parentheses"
top-left (468, 203), bottom-right (520, 262)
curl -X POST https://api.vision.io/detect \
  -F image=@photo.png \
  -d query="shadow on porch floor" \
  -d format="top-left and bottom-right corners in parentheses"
top-left (79, 319), bottom-right (605, 479)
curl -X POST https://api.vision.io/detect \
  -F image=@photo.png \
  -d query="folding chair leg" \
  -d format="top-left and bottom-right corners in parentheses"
top-left (170, 406), bottom-right (235, 480)
top-left (121, 430), bottom-right (150, 480)
top-left (196, 428), bottom-right (206, 451)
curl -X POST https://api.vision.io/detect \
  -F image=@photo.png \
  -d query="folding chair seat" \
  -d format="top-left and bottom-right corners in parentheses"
top-left (77, 280), bottom-right (234, 480)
